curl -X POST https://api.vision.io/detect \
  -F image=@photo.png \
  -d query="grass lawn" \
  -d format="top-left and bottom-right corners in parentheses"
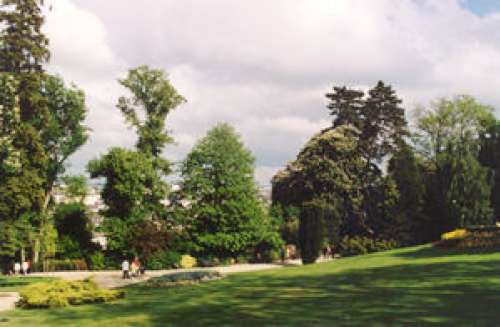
top-left (0, 276), bottom-right (55, 292)
top-left (2, 245), bottom-right (500, 326)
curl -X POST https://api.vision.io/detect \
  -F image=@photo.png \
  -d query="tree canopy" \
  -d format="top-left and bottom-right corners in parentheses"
top-left (180, 123), bottom-right (280, 259)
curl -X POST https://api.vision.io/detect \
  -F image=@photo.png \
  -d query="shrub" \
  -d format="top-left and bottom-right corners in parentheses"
top-left (147, 250), bottom-right (181, 270)
top-left (17, 279), bottom-right (124, 308)
top-left (89, 252), bottom-right (106, 270)
top-left (146, 271), bottom-right (222, 287)
top-left (180, 255), bottom-right (197, 269)
top-left (197, 256), bottom-right (219, 267)
top-left (441, 229), bottom-right (468, 240)
top-left (33, 259), bottom-right (88, 272)
top-left (438, 229), bottom-right (500, 250)
top-left (339, 237), bottom-right (398, 257)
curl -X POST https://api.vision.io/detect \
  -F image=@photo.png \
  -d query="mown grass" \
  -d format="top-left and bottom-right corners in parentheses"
top-left (3, 245), bottom-right (500, 326)
top-left (0, 277), bottom-right (55, 292)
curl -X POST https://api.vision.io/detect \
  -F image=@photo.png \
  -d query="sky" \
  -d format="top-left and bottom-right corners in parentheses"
top-left (40, 0), bottom-right (500, 187)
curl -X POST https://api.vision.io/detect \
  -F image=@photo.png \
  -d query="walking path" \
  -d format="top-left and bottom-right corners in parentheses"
top-left (0, 292), bottom-right (19, 312)
top-left (29, 263), bottom-right (283, 289)
top-left (0, 258), bottom-right (335, 312)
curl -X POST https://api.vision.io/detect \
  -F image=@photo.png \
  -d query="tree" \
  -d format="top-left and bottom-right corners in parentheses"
top-left (326, 81), bottom-right (408, 164)
top-left (447, 153), bottom-right (493, 228)
top-left (87, 148), bottom-right (168, 257)
top-left (299, 199), bottom-right (334, 264)
top-left (0, 0), bottom-right (50, 73)
top-left (415, 95), bottom-right (495, 162)
top-left (272, 125), bottom-right (366, 241)
top-left (180, 123), bottom-right (278, 259)
top-left (0, 0), bottom-right (61, 267)
top-left (41, 76), bottom-right (88, 207)
top-left (131, 220), bottom-right (171, 262)
top-left (0, 214), bottom-right (35, 269)
top-left (61, 175), bottom-right (89, 204)
top-left (415, 95), bottom-right (495, 233)
top-left (87, 148), bottom-right (167, 219)
top-left (270, 204), bottom-right (300, 246)
top-left (479, 121), bottom-right (500, 219)
top-left (53, 203), bottom-right (97, 259)
top-left (117, 65), bottom-right (185, 160)
top-left (387, 144), bottom-right (426, 244)
top-left (0, 123), bottom-right (46, 221)
top-left (325, 81), bottom-right (408, 243)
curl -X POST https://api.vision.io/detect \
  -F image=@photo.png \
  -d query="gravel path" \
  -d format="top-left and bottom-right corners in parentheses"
top-left (29, 263), bottom-right (283, 289)
top-left (0, 292), bottom-right (19, 312)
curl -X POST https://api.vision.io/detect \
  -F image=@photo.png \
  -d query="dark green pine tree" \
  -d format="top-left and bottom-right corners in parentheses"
top-left (0, 0), bottom-right (50, 73)
top-left (0, 0), bottom-right (50, 221)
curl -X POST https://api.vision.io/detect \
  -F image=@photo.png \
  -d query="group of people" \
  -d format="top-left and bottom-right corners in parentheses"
top-left (121, 257), bottom-right (144, 279)
top-left (9, 260), bottom-right (31, 275)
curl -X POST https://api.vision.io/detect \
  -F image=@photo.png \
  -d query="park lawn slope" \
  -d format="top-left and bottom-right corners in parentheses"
top-left (3, 245), bottom-right (500, 326)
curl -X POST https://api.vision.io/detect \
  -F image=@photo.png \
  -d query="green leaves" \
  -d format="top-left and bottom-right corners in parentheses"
top-left (117, 65), bottom-right (185, 158)
top-left (180, 123), bottom-right (279, 259)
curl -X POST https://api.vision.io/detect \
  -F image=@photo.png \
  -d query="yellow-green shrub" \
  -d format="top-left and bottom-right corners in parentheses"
top-left (441, 229), bottom-right (468, 240)
top-left (17, 279), bottom-right (124, 309)
top-left (438, 229), bottom-right (500, 250)
top-left (180, 255), bottom-right (197, 268)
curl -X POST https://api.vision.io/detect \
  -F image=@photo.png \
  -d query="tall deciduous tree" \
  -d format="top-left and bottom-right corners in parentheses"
top-left (87, 148), bottom-right (169, 257)
top-left (181, 123), bottom-right (279, 259)
top-left (88, 148), bottom-right (165, 219)
top-left (117, 65), bottom-right (185, 161)
top-left (415, 95), bottom-right (495, 232)
top-left (41, 76), bottom-right (88, 207)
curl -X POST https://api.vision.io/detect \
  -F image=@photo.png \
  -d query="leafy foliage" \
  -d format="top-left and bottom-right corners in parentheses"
top-left (18, 279), bottom-right (124, 308)
top-left (61, 175), bottom-right (89, 203)
top-left (0, 0), bottom-right (50, 73)
top-left (88, 148), bottom-right (167, 219)
top-left (299, 200), bottom-right (328, 264)
top-left (117, 65), bottom-right (185, 160)
top-left (415, 96), bottom-right (495, 233)
top-left (53, 203), bottom-right (97, 259)
top-left (147, 250), bottom-right (181, 270)
top-left (180, 123), bottom-right (281, 259)
top-left (41, 76), bottom-right (88, 206)
top-left (338, 236), bottom-right (398, 257)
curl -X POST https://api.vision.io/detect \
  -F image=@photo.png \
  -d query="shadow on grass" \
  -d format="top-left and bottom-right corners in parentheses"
top-left (12, 257), bottom-right (499, 327)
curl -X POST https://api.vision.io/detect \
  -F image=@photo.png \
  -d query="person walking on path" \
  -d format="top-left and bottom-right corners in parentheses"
top-left (21, 261), bottom-right (29, 275)
top-left (122, 259), bottom-right (130, 279)
top-left (13, 262), bottom-right (21, 275)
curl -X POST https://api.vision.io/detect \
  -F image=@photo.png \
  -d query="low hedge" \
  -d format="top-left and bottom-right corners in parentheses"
top-left (17, 279), bottom-right (124, 308)
top-left (146, 270), bottom-right (222, 287)
top-left (338, 236), bottom-right (399, 257)
top-left (33, 259), bottom-right (88, 272)
top-left (438, 229), bottom-right (500, 250)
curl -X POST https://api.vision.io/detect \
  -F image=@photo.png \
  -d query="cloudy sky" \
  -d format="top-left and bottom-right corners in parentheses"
top-left (42, 0), bottom-right (500, 186)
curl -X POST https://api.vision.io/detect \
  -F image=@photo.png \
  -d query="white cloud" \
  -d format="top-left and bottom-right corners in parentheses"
top-left (45, 0), bottom-right (500, 185)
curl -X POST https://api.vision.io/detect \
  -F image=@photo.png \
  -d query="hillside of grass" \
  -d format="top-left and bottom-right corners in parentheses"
top-left (3, 245), bottom-right (500, 326)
